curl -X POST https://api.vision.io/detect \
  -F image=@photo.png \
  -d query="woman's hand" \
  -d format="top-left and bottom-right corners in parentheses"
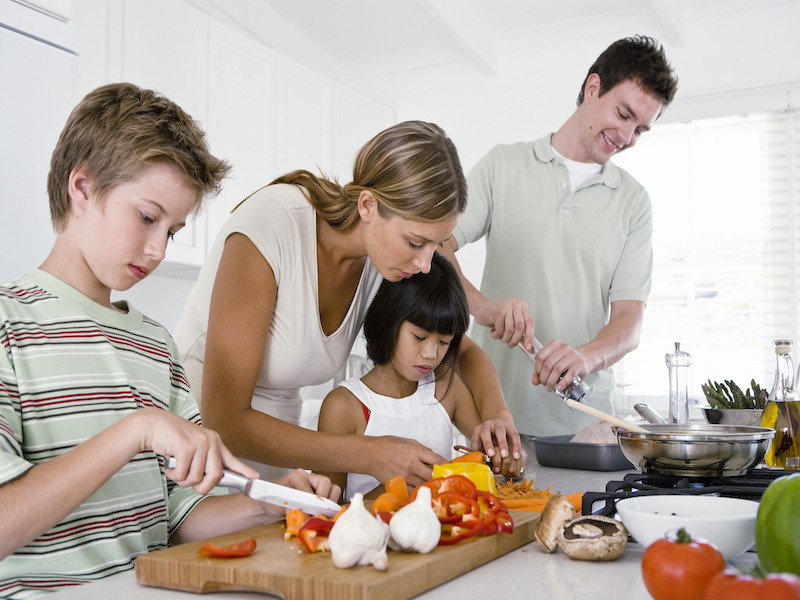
top-left (259, 469), bottom-right (343, 521)
top-left (365, 436), bottom-right (448, 488)
top-left (470, 418), bottom-right (525, 476)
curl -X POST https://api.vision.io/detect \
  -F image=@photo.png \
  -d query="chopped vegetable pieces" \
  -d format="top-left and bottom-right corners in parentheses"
top-left (197, 538), bottom-right (257, 558)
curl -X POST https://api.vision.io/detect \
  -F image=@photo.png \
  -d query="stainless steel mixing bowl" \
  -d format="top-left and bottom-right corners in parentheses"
top-left (614, 424), bottom-right (775, 477)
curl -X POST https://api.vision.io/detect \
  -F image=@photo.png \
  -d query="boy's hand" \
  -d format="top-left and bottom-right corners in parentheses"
top-left (138, 408), bottom-right (258, 495)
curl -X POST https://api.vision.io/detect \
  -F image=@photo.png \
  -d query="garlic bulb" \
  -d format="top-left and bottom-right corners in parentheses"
top-left (388, 486), bottom-right (440, 554)
top-left (328, 492), bottom-right (390, 571)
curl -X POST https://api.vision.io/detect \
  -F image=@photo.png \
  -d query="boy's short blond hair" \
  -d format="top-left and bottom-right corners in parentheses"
top-left (47, 82), bottom-right (230, 232)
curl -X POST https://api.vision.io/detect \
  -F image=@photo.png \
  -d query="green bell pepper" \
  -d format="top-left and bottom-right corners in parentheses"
top-left (757, 473), bottom-right (800, 576)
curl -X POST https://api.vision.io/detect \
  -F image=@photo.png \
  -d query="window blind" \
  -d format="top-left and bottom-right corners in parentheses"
top-left (612, 109), bottom-right (800, 413)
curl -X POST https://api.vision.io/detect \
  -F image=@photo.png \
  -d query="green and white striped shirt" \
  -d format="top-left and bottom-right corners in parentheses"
top-left (0, 270), bottom-right (206, 599)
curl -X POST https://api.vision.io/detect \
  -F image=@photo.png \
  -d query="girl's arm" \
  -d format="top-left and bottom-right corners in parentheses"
top-left (455, 335), bottom-right (523, 468)
top-left (315, 387), bottom-right (364, 501)
top-left (200, 234), bottom-right (446, 487)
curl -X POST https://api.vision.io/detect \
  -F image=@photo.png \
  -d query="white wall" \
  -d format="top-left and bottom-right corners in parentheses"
top-left (24, 0), bottom-right (800, 334)
top-left (339, 1), bottom-right (800, 290)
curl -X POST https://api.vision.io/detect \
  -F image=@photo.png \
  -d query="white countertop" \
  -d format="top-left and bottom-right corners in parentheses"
top-left (48, 437), bottom-right (758, 600)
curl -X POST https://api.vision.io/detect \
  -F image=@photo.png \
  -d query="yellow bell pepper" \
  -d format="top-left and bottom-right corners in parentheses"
top-left (432, 462), bottom-right (497, 494)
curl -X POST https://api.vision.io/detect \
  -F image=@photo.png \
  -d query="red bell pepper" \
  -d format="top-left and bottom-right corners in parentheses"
top-left (439, 518), bottom-right (483, 545)
top-left (493, 511), bottom-right (514, 535)
top-left (432, 491), bottom-right (480, 524)
top-left (297, 516), bottom-right (334, 553)
top-left (197, 538), bottom-right (257, 558)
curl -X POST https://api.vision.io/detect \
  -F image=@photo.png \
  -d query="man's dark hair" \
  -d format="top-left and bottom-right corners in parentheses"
top-left (577, 35), bottom-right (678, 107)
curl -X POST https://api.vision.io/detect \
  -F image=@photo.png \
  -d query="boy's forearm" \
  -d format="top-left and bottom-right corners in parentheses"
top-left (0, 412), bottom-right (143, 559)
top-left (169, 493), bottom-right (276, 546)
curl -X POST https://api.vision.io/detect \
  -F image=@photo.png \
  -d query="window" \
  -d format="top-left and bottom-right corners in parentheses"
top-left (612, 109), bottom-right (800, 414)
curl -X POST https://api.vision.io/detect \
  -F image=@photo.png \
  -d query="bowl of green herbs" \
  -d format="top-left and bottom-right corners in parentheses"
top-left (700, 379), bottom-right (766, 426)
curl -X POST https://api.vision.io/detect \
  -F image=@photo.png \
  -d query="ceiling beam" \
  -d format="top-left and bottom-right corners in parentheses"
top-left (418, 0), bottom-right (498, 76)
top-left (650, 0), bottom-right (685, 46)
top-left (185, 0), bottom-right (343, 79)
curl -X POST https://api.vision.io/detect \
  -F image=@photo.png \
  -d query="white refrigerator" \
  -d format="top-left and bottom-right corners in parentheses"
top-left (0, 0), bottom-right (79, 281)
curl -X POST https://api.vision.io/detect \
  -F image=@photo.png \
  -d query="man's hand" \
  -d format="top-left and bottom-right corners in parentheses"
top-left (530, 340), bottom-right (591, 393)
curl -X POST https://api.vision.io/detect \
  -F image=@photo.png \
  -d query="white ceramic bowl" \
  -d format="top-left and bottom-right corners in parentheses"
top-left (616, 495), bottom-right (759, 559)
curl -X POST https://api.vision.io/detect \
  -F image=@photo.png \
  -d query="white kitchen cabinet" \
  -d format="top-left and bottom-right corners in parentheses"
top-left (203, 19), bottom-right (277, 256)
top-left (75, 0), bottom-right (394, 271)
top-left (276, 55), bottom-right (333, 177)
top-left (104, 0), bottom-right (210, 266)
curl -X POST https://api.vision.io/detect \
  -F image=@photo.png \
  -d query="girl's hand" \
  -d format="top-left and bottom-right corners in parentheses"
top-left (470, 418), bottom-right (525, 476)
top-left (137, 408), bottom-right (258, 495)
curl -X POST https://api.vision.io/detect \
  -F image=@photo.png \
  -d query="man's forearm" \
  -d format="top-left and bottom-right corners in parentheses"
top-left (578, 300), bottom-right (644, 373)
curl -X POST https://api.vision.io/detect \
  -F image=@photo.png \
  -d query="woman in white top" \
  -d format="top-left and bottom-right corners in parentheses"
top-left (174, 121), bottom-right (521, 486)
top-left (318, 253), bottom-right (526, 501)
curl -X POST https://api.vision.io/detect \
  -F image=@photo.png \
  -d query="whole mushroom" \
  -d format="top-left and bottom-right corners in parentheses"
top-left (534, 494), bottom-right (575, 554)
top-left (556, 515), bottom-right (628, 561)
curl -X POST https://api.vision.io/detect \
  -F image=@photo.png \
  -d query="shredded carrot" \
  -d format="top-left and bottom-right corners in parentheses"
top-left (333, 506), bottom-right (347, 522)
top-left (284, 508), bottom-right (309, 539)
top-left (494, 479), bottom-right (583, 513)
top-left (371, 491), bottom-right (401, 515)
top-left (385, 475), bottom-right (409, 506)
top-left (565, 492), bottom-right (583, 513)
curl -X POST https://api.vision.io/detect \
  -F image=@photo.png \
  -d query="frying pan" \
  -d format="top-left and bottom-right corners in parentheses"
top-left (614, 423), bottom-right (775, 477)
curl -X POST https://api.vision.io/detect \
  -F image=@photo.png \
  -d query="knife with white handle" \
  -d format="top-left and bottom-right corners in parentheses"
top-left (166, 458), bottom-right (342, 517)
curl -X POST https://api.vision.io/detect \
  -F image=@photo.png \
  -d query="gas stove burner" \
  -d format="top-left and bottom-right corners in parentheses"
top-left (582, 467), bottom-right (786, 517)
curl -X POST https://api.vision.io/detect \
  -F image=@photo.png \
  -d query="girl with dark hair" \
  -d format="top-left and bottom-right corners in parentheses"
top-left (317, 253), bottom-right (525, 501)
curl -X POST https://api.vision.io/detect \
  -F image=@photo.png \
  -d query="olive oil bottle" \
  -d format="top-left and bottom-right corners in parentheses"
top-left (761, 339), bottom-right (800, 469)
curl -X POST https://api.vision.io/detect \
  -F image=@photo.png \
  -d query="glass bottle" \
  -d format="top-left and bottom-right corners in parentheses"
top-left (761, 339), bottom-right (800, 469)
top-left (666, 342), bottom-right (692, 424)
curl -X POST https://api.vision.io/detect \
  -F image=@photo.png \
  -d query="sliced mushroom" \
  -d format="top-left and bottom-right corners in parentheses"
top-left (557, 515), bottom-right (628, 561)
top-left (534, 494), bottom-right (575, 553)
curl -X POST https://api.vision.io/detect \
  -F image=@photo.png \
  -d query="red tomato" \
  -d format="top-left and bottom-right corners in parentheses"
top-left (641, 528), bottom-right (725, 600)
top-left (703, 570), bottom-right (800, 600)
top-left (197, 538), bottom-right (257, 558)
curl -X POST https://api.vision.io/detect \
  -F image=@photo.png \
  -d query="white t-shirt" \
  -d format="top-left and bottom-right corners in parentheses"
top-left (174, 184), bottom-right (384, 480)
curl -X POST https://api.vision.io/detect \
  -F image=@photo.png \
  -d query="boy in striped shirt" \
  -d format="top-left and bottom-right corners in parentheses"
top-left (0, 83), bottom-right (339, 599)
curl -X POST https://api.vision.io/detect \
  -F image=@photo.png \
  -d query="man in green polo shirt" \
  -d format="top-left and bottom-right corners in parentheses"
top-left (441, 35), bottom-right (679, 436)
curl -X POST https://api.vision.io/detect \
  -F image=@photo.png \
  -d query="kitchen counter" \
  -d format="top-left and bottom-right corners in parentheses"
top-left (48, 437), bottom-right (758, 600)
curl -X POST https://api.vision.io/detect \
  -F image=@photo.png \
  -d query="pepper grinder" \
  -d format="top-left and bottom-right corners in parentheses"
top-left (665, 342), bottom-right (692, 424)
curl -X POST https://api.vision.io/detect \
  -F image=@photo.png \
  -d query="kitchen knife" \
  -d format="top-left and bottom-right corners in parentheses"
top-left (166, 458), bottom-right (342, 517)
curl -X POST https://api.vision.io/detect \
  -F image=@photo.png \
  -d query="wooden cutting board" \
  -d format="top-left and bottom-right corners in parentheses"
top-left (135, 509), bottom-right (540, 600)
